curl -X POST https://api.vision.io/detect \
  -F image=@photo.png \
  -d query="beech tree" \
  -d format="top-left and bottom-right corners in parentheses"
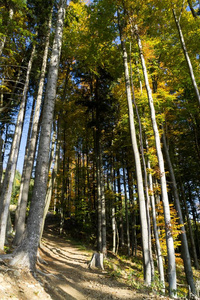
top-left (10, 0), bottom-right (66, 271)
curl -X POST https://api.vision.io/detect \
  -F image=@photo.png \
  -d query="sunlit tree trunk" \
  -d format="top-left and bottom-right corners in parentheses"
top-left (123, 166), bottom-right (130, 256)
top-left (129, 43), bottom-right (154, 279)
top-left (127, 167), bottom-right (137, 256)
top-left (13, 9), bottom-right (53, 246)
top-left (162, 129), bottom-right (196, 294)
top-left (39, 126), bottom-right (57, 244)
top-left (135, 24), bottom-right (177, 297)
top-left (145, 137), bottom-right (165, 290)
top-left (13, 95), bottom-right (35, 234)
top-left (118, 16), bottom-right (151, 284)
top-left (0, 44), bottom-right (36, 251)
top-left (172, 8), bottom-right (200, 106)
top-left (100, 153), bottom-right (107, 256)
top-left (10, 0), bottom-right (66, 271)
top-left (117, 167), bottom-right (124, 247)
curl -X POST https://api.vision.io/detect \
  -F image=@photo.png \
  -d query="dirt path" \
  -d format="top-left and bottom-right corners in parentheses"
top-left (37, 226), bottom-right (157, 300)
top-left (0, 223), bottom-right (167, 300)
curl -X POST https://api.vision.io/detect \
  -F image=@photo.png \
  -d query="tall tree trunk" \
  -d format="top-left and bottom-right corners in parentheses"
top-left (123, 166), bottom-right (130, 256)
top-left (0, 44), bottom-right (36, 250)
top-left (129, 43), bottom-right (154, 279)
top-left (0, 125), bottom-right (9, 187)
top-left (162, 129), bottom-right (197, 294)
top-left (147, 155), bottom-right (165, 291)
top-left (127, 167), bottom-right (137, 256)
top-left (145, 136), bottom-right (165, 290)
top-left (13, 10), bottom-right (53, 246)
top-left (100, 152), bottom-right (107, 256)
top-left (95, 119), bottom-right (102, 252)
top-left (118, 16), bottom-right (151, 284)
top-left (187, 0), bottom-right (198, 18)
top-left (117, 167), bottom-right (124, 248)
top-left (14, 94), bottom-right (35, 234)
top-left (39, 126), bottom-right (57, 244)
top-left (10, 0), bottom-right (66, 271)
top-left (135, 24), bottom-right (177, 297)
top-left (172, 8), bottom-right (200, 106)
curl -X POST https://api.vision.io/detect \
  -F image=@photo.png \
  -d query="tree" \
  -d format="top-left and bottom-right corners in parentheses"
top-left (0, 43), bottom-right (36, 250)
top-left (134, 23), bottom-right (177, 297)
top-left (13, 5), bottom-right (53, 246)
top-left (118, 11), bottom-right (152, 285)
top-left (172, 7), bottom-right (200, 106)
top-left (10, 0), bottom-right (66, 271)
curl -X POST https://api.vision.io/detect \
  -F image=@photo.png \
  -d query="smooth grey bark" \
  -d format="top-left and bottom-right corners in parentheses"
top-left (96, 124), bottom-right (102, 253)
top-left (0, 44), bottom-right (36, 251)
top-left (135, 24), bottom-right (177, 297)
top-left (96, 135), bottom-right (106, 255)
top-left (147, 155), bottom-right (165, 292)
top-left (145, 136), bottom-right (165, 290)
top-left (118, 28), bottom-right (151, 284)
top-left (172, 8), bottom-right (200, 106)
top-left (94, 76), bottom-right (106, 256)
top-left (117, 167), bottom-right (124, 247)
top-left (129, 43), bottom-right (154, 279)
top-left (0, 125), bottom-right (9, 187)
top-left (113, 168), bottom-right (119, 254)
top-left (10, 0), bottom-right (66, 271)
top-left (39, 127), bottom-right (57, 244)
top-left (13, 10), bottom-right (53, 246)
top-left (101, 158), bottom-right (107, 256)
top-left (123, 166), bottom-right (130, 256)
top-left (162, 130), bottom-right (196, 294)
top-left (127, 168), bottom-right (137, 256)
top-left (13, 95), bottom-right (36, 235)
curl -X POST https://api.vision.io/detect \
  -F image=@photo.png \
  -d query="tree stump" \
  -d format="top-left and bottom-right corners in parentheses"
top-left (88, 253), bottom-right (104, 270)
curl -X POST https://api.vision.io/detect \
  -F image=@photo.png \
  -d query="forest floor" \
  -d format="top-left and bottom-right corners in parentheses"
top-left (0, 213), bottom-right (191, 300)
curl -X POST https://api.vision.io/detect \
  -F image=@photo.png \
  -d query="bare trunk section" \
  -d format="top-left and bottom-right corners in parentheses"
top-left (162, 129), bottom-right (196, 294)
top-left (14, 95), bottom-right (36, 233)
top-left (147, 154), bottom-right (165, 291)
top-left (172, 8), bottom-right (200, 106)
top-left (187, 0), bottom-right (197, 18)
top-left (129, 43), bottom-right (154, 279)
top-left (145, 136), bottom-right (165, 290)
top-left (118, 16), bottom-right (151, 284)
top-left (123, 166), bottom-right (130, 256)
top-left (0, 44), bottom-right (36, 250)
top-left (10, 0), bottom-right (66, 271)
top-left (135, 24), bottom-right (177, 297)
top-left (101, 158), bottom-right (107, 256)
top-left (13, 10), bottom-right (53, 246)
top-left (117, 167), bottom-right (124, 247)
top-left (39, 126), bottom-right (57, 244)
top-left (111, 160), bottom-right (116, 254)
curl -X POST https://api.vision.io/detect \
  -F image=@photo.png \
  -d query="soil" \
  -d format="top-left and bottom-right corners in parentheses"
top-left (0, 221), bottom-right (171, 300)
